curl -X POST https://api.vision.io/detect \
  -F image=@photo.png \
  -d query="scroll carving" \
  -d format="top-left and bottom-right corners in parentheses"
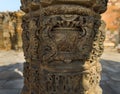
top-left (21, 0), bottom-right (108, 94)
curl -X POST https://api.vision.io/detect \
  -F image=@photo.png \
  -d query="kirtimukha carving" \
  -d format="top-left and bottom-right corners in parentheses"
top-left (21, 0), bottom-right (108, 94)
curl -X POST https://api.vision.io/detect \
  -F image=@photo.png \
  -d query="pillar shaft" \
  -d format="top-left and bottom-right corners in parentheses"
top-left (21, 0), bottom-right (108, 94)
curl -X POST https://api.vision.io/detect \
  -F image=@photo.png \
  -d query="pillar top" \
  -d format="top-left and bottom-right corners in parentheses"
top-left (21, 0), bottom-right (108, 14)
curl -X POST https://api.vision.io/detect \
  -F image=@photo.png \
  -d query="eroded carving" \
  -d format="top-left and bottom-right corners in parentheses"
top-left (21, 0), bottom-right (108, 94)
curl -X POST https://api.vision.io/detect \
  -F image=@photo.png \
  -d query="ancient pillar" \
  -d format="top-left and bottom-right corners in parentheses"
top-left (21, 0), bottom-right (108, 94)
top-left (15, 11), bottom-right (24, 50)
top-left (0, 13), bottom-right (4, 49)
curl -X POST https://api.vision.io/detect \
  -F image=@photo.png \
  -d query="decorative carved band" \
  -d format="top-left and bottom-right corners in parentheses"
top-left (21, 0), bottom-right (108, 94)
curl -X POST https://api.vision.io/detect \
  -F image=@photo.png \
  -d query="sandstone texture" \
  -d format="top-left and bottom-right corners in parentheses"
top-left (0, 11), bottom-right (24, 50)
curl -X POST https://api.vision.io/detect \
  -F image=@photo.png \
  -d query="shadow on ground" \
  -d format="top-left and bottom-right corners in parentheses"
top-left (0, 59), bottom-right (120, 94)
top-left (0, 63), bottom-right (23, 94)
top-left (100, 59), bottom-right (120, 94)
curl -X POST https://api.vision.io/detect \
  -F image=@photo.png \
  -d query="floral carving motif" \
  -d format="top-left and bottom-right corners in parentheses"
top-left (21, 0), bottom-right (108, 94)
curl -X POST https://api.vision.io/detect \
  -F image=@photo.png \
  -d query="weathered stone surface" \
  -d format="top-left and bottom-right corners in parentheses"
top-left (21, 0), bottom-right (108, 94)
top-left (0, 11), bottom-right (24, 50)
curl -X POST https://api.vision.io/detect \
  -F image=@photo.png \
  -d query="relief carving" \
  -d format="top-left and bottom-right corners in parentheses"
top-left (21, 0), bottom-right (108, 94)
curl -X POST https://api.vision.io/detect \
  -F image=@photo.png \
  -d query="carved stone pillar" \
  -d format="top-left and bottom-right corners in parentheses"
top-left (0, 14), bottom-right (4, 49)
top-left (21, 0), bottom-right (108, 94)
